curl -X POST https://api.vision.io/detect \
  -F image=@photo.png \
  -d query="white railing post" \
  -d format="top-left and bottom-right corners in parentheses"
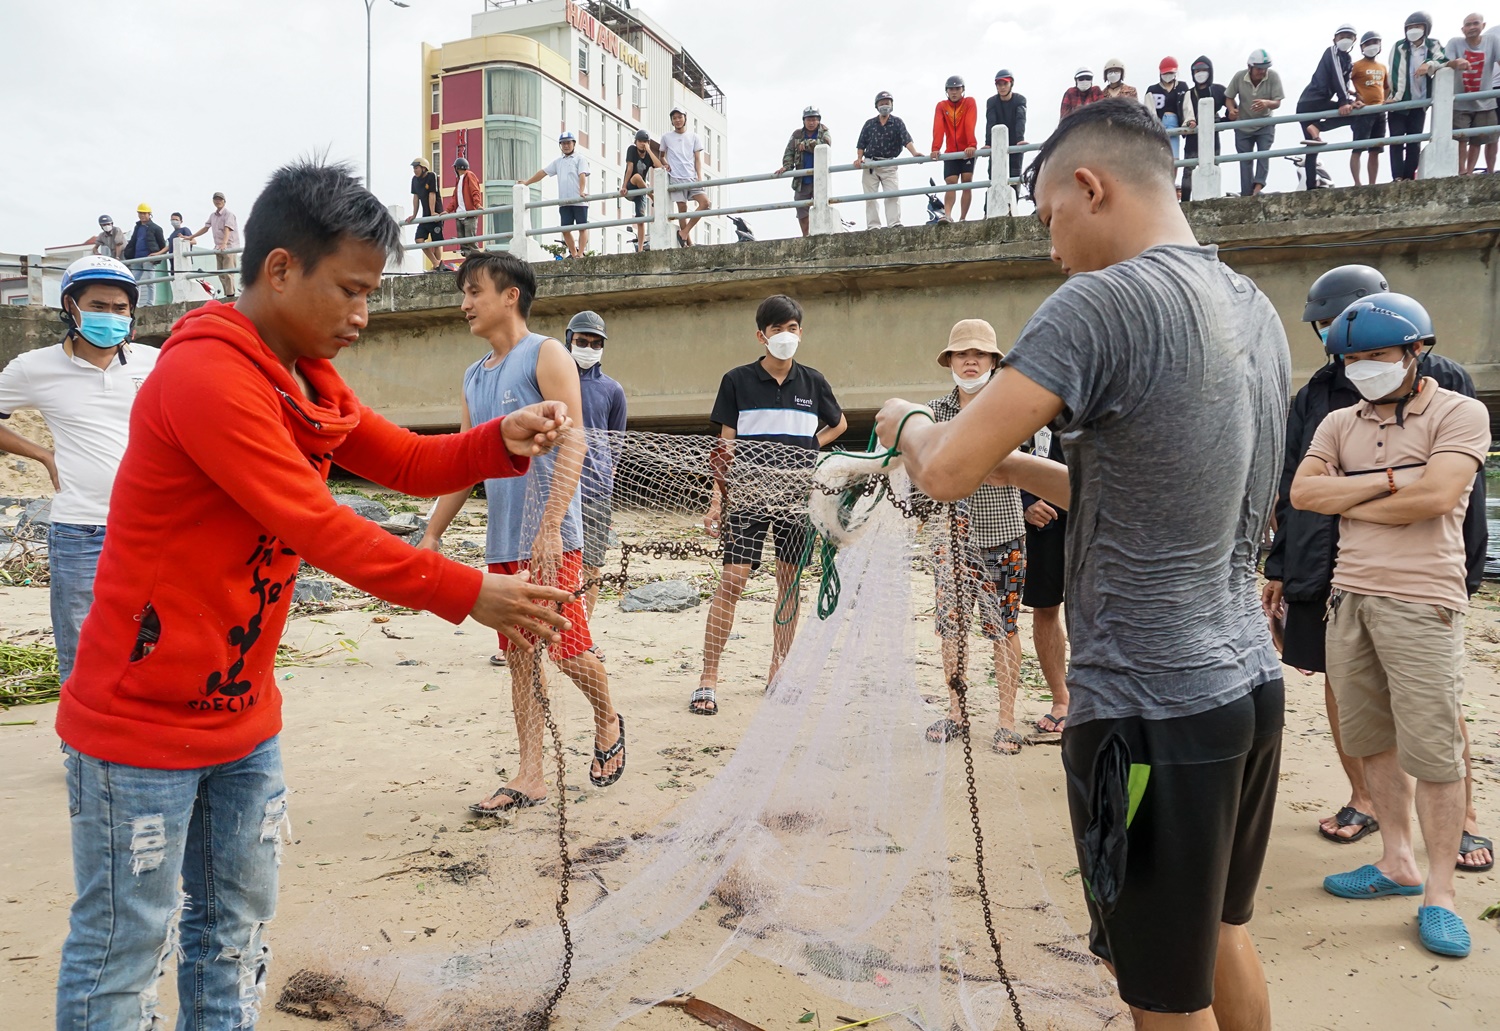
top-left (1420, 66), bottom-right (1460, 179)
top-left (1190, 96), bottom-right (1221, 201)
top-left (986, 124), bottom-right (1016, 218)
top-left (170, 236), bottom-right (193, 303)
top-left (651, 166), bottom-right (675, 249)
top-left (808, 143), bottom-right (838, 236)
top-left (508, 182), bottom-right (531, 260)
top-left (25, 254), bottom-right (44, 306)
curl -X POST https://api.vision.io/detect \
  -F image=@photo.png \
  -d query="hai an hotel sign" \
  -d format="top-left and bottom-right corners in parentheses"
top-left (565, 1), bottom-right (649, 76)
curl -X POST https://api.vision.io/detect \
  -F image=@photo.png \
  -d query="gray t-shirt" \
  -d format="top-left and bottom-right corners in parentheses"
top-left (1450, 34), bottom-right (1500, 110)
top-left (1003, 244), bottom-right (1290, 725)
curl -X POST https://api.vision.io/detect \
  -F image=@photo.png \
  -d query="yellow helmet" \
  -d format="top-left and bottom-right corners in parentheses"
top-left (136, 202), bottom-right (152, 213)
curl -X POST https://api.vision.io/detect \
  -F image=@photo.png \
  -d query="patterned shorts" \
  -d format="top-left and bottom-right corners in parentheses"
top-left (934, 536), bottom-right (1026, 642)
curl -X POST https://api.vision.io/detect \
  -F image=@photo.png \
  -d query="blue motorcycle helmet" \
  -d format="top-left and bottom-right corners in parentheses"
top-left (1323, 291), bottom-right (1434, 356)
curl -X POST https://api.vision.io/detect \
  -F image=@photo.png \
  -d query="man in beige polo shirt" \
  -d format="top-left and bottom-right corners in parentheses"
top-left (1290, 292), bottom-right (1490, 960)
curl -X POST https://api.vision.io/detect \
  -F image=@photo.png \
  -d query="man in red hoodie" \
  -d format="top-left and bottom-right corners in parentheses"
top-left (930, 74), bottom-right (979, 223)
top-left (53, 160), bottom-right (575, 1030)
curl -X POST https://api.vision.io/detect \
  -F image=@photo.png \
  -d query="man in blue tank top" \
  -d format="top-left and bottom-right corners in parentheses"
top-left (422, 252), bottom-right (626, 814)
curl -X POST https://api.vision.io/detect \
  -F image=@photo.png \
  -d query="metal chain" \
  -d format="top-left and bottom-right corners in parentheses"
top-left (947, 505), bottom-right (1028, 1031)
top-left (531, 640), bottom-right (574, 1026)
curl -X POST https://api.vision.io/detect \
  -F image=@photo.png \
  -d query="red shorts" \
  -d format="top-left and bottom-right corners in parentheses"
top-left (489, 550), bottom-right (593, 661)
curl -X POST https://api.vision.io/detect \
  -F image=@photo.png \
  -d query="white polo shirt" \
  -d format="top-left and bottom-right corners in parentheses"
top-left (0, 341), bottom-right (159, 525)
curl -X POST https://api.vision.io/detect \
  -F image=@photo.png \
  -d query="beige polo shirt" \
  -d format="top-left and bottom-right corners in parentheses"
top-left (1306, 377), bottom-right (1491, 612)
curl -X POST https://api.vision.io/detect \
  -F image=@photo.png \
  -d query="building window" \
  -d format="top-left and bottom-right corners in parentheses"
top-left (616, 66), bottom-right (624, 104)
top-left (616, 124), bottom-right (623, 161)
top-left (486, 67), bottom-right (539, 119)
top-left (704, 128), bottom-right (711, 164)
top-left (631, 76), bottom-right (642, 119)
top-left (581, 105), bottom-right (591, 149)
top-left (429, 81), bottom-right (440, 115)
top-left (578, 39), bottom-right (589, 88)
top-left (430, 140), bottom-right (441, 176)
top-left (485, 123), bottom-right (539, 182)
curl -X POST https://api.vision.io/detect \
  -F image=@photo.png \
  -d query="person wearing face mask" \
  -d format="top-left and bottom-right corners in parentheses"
top-left (1349, 33), bottom-right (1391, 186)
top-left (1227, 50), bottom-right (1285, 196)
top-left (1146, 58), bottom-right (1191, 195)
top-left (1290, 292), bottom-right (1490, 960)
top-left (564, 310), bottom-right (627, 622)
top-left (0, 256), bottom-right (159, 685)
top-left (920, 320), bottom-right (1030, 756)
top-left (88, 215), bottom-right (125, 259)
top-left (164, 211), bottom-right (193, 280)
top-left (1446, 13), bottom-right (1500, 175)
top-left (695, 294), bottom-right (846, 716)
top-left (1180, 57), bottom-right (1229, 201)
top-left (1298, 25), bottom-right (1361, 190)
top-left (1388, 11), bottom-right (1459, 180)
top-left (1266, 265), bottom-right (1492, 873)
top-left (1060, 66), bottom-right (1104, 120)
top-left (778, 107), bottom-right (833, 237)
top-left (1100, 58), bottom-right (1138, 101)
top-left (855, 91), bottom-right (920, 230)
top-left (984, 70), bottom-right (1029, 196)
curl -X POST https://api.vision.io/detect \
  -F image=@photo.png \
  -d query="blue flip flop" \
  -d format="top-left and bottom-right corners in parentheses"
top-left (1323, 864), bottom-right (1424, 899)
top-left (1418, 905), bottom-right (1471, 958)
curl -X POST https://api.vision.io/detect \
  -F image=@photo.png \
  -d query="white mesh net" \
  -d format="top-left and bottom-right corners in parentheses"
top-left (275, 429), bottom-right (1122, 1030)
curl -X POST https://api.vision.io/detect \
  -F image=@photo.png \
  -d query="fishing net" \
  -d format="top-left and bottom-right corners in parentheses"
top-left (276, 429), bottom-right (1122, 1030)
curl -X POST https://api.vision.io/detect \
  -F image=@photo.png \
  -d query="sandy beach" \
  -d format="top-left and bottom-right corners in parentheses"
top-left (1, 496), bottom-right (1497, 1030)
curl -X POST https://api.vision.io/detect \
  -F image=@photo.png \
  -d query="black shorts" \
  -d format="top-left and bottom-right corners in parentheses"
top-left (414, 220), bottom-right (444, 243)
top-left (723, 511), bottom-right (810, 570)
top-left (560, 204), bottom-right (589, 226)
top-left (943, 157), bottom-right (976, 179)
top-left (1280, 596), bottom-right (1328, 673)
top-left (1022, 514), bottom-right (1066, 608)
top-left (1352, 111), bottom-right (1388, 144)
top-left (1062, 678), bottom-right (1284, 1013)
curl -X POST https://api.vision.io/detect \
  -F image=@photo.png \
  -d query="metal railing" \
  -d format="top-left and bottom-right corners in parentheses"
top-left (23, 68), bottom-right (1494, 307)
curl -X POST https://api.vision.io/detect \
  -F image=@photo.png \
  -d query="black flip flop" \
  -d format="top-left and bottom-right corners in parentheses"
top-left (467, 786), bottom-right (543, 817)
top-left (1319, 805), bottom-right (1379, 844)
top-left (925, 717), bottom-right (965, 743)
top-left (689, 687), bottom-right (717, 716)
top-left (992, 727), bottom-right (1025, 756)
top-left (1035, 713), bottom-right (1068, 735)
top-left (1458, 832), bottom-right (1495, 872)
top-left (590, 714), bottom-right (626, 788)
top-left (489, 652), bottom-right (507, 667)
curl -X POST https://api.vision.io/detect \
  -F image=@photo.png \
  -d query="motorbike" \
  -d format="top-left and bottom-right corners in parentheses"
top-left (1286, 152), bottom-right (1335, 191)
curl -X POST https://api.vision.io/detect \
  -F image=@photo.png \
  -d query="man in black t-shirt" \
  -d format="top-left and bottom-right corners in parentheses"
top-left (404, 157), bottom-right (445, 271)
top-left (1180, 56), bottom-right (1229, 202)
top-left (620, 129), bottom-right (664, 251)
top-left (692, 294), bottom-right (846, 716)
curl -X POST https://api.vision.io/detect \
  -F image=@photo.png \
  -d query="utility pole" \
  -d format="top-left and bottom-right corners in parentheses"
top-left (365, 0), bottom-right (410, 186)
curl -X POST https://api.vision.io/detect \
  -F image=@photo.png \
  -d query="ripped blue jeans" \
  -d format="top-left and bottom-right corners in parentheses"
top-left (57, 736), bottom-right (287, 1030)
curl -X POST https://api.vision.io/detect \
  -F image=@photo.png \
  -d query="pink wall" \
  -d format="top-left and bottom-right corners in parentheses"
top-left (442, 70), bottom-right (482, 123)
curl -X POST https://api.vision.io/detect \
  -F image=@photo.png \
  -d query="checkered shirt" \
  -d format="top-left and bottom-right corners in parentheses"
top-left (926, 388), bottom-right (1027, 548)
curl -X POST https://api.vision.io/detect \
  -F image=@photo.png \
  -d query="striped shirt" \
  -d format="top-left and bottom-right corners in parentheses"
top-left (710, 358), bottom-right (842, 451)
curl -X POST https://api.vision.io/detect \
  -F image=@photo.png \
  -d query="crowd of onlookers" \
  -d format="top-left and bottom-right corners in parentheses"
top-left (85, 194), bottom-right (240, 304)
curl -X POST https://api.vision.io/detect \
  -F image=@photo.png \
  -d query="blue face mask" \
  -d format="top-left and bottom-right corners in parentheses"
top-left (1318, 325), bottom-right (1331, 345)
top-left (75, 311), bottom-right (131, 348)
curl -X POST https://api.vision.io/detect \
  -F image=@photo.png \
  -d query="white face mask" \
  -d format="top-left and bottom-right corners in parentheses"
top-left (1075, 78), bottom-right (1093, 90)
top-left (1105, 71), bottom-right (1122, 84)
top-left (1161, 73), bottom-right (1177, 84)
top-left (1363, 44), bottom-right (1381, 58)
top-left (1406, 27), bottom-right (1425, 43)
top-left (572, 347), bottom-right (602, 369)
top-left (1336, 37), bottom-right (1355, 52)
top-left (1344, 355), bottom-right (1412, 401)
top-left (1193, 70), bottom-right (1210, 84)
top-left (952, 368), bottom-right (991, 394)
top-left (765, 330), bottom-right (800, 361)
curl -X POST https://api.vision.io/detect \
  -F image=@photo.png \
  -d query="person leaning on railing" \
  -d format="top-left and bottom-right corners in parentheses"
top-left (1389, 12), bottom-right (1460, 182)
top-left (1297, 24), bottom-right (1361, 191)
top-left (853, 91), bottom-right (919, 230)
top-left (1447, 12), bottom-right (1500, 175)
top-left (620, 129), bottom-right (663, 251)
top-left (777, 106), bottom-right (831, 237)
top-left (1226, 50), bottom-right (1284, 197)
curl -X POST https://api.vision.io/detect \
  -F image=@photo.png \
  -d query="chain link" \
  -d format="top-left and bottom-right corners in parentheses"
top-left (531, 643), bottom-right (574, 1026)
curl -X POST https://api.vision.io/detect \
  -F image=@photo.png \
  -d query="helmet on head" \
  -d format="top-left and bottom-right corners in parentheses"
top-left (634, 128), bottom-right (652, 141)
top-left (411, 156), bottom-right (429, 169)
top-left (559, 131), bottom-right (577, 143)
top-left (97, 214), bottom-right (113, 226)
top-left (59, 255), bottom-right (138, 317)
top-left (136, 203), bottom-right (152, 214)
top-left (453, 156), bottom-right (470, 170)
top-left (945, 75), bottom-right (964, 89)
top-left (1323, 292), bottom-right (1435, 355)
top-left (1104, 57), bottom-right (1126, 74)
top-left (1360, 30), bottom-right (1382, 45)
top-left (1405, 10), bottom-right (1433, 33)
top-left (565, 310), bottom-right (608, 346)
top-left (1303, 264), bottom-right (1389, 323)
top-left (1247, 48), bottom-right (1272, 68)
top-left (802, 106), bottom-right (820, 119)
top-left (1074, 66), bottom-right (1094, 80)
top-left (1159, 57), bottom-right (1179, 74)
top-left (994, 68), bottom-right (1014, 82)
top-left (669, 105), bottom-right (687, 117)
top-left (874, 90), bottom-right (894, 106)
top-left (1335, 23), bottom-right (1357, 38)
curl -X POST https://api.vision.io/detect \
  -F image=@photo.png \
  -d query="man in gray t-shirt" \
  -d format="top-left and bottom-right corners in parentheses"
top-left (875, 99), bottom-right (1290, 1026)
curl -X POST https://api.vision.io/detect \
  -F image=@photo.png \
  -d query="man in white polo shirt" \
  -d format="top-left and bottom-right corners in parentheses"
top-left (0, 256), bottom-right (159, 681)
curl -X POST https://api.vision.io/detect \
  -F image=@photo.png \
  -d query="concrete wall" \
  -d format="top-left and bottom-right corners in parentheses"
top-left (0, 305), bottom-right (62, 368)
top-left (92, 176), bottom-right (1500, 435)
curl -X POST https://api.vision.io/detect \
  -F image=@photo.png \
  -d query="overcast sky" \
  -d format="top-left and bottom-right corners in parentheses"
top-left (1, 1), bottom-right (1489, 256)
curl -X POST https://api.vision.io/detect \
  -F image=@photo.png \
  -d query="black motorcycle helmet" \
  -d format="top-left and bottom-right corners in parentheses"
top-left (945, 75), bottom-right (964, 90)
top-left (1405, 10), bottom-right (1433, 36)
top-left (1302, 264), bottom-right (1389, 324)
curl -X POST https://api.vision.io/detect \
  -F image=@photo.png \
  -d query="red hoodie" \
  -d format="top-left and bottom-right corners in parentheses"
top-left (931, 97), bottom-right (978, 154)
top-left (56, 303), bottom-right (529, 769)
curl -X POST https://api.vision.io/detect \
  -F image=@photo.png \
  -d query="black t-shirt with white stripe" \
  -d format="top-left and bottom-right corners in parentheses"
top-left (710, 358), bottom-right (842, 451)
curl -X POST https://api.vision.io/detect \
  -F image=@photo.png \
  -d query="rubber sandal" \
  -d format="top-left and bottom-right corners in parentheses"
top-left (590, 714), bottom-right (626, 788)
top-left (1319, 805), bottom-right (1379, 845)
top-left (1035, 712), bottom-right (1068, 735)
top-left (1457, 832), bottom-right (1495, 872)
top-left (925, 717), bottom-right (965, 744)
top-left (1323, 863), bottom-right (1423, 899)
top-left (467, 786), bottom-right (544, 817)
top-left (992, 727), bottom-right (1025, 756)
top-left (489, 653), bottom-right (507, 667)
top-left (689, 686), bottom-right (717, 716)
top-left (1418, 905), bottom-right (1472, 958)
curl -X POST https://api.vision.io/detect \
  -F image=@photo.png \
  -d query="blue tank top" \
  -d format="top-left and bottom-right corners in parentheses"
top-left (463, 333), bottom-right (583, 563)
